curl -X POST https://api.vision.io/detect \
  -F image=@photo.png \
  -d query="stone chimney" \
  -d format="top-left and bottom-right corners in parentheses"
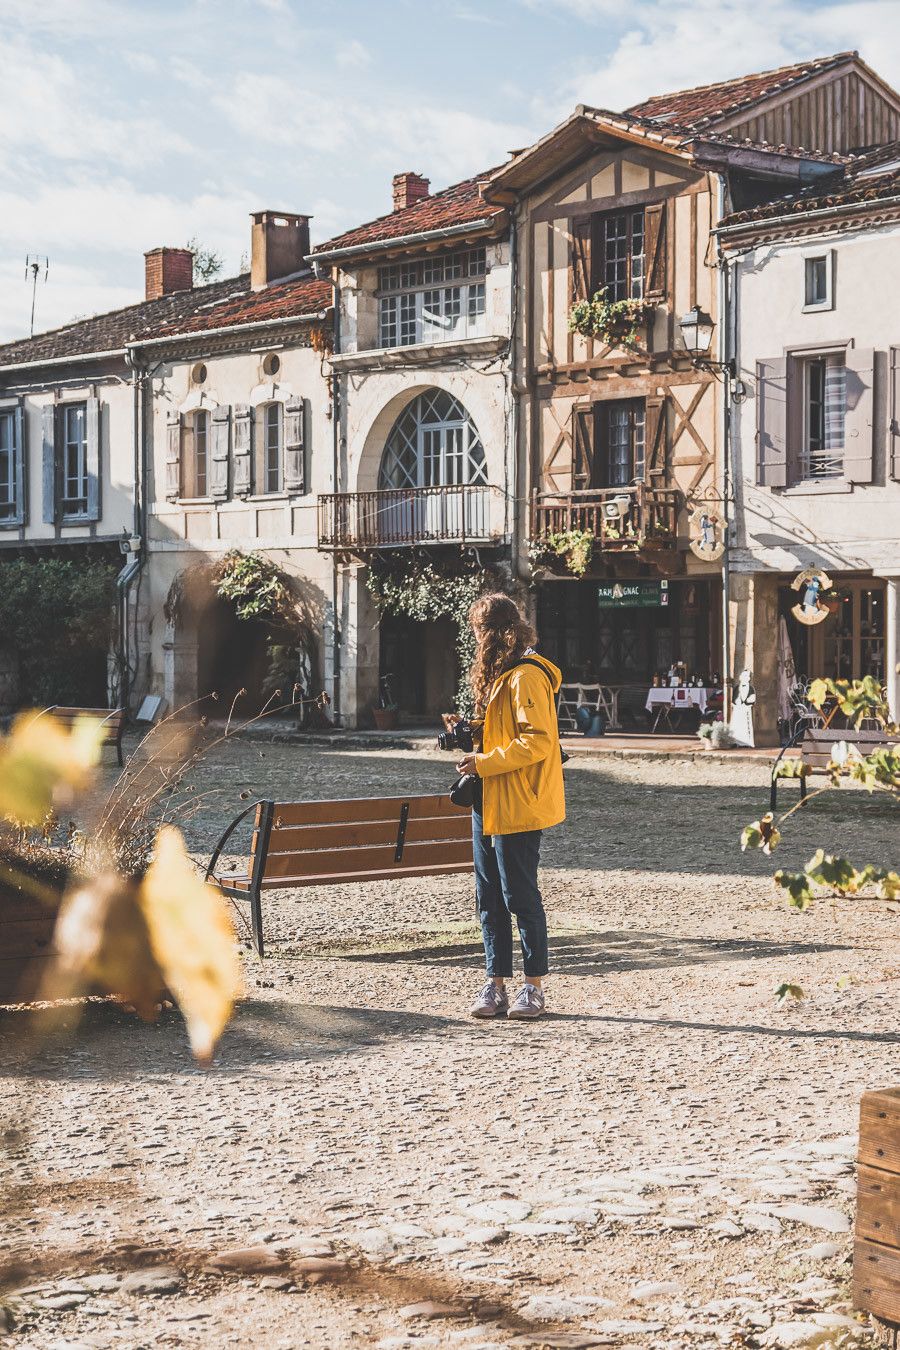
top-left (144, 247), bottom-right (194, 301)
top-left (250, 211), bottom-right (311, 290)
top-left (392, 172), bottom-right (430, 212)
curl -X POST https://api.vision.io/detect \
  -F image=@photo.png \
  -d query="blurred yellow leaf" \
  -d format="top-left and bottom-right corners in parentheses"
top-left (0, 711), bottom-right (103, 825)
top-left (44, 871), bottom-right (166, 1018)
top-left (140, 826), bottom-right (242, 1065)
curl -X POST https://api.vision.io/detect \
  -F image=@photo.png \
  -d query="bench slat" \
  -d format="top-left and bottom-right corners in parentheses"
top-left (263, 837), bottom-right (473, 881)
top-left (271, 794), bottom-right (459, 828)
top-left (268, 814), bottom-right (471, 853)
top-left (258, 860), bottom-right (475, 890)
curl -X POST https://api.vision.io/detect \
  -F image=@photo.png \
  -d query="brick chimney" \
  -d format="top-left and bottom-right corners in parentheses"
top-left (392, 172), bottom-right (430, 212)
top-left (250, 211), bottom-right (311, 290)
top-left (144, 247), bottom-right (194, 300)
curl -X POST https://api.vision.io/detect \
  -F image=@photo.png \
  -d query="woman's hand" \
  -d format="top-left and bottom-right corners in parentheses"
top-left (456, 754), bottom-right (478, 777)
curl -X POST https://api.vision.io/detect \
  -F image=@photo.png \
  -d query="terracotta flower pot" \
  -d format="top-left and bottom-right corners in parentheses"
top-left (373, 707), bottom-right (398, 731)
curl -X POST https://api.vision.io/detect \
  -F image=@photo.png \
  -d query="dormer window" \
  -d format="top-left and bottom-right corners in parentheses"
top-left (378, 247), bottom-right (487, 349)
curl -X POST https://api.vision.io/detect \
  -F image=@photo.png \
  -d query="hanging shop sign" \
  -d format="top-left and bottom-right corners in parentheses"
top-left (688, 503), bottom-right (726, 562)
top-left (790, 567), bottom-right (833, 626)
top-left (597, 580), bottom-right (668, 608)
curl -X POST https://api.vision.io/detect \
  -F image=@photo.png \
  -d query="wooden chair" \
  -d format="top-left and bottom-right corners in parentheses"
top-left (206, 793), bottom-right (474, 958)
top-left (42, 706), bottom-right (126, 766)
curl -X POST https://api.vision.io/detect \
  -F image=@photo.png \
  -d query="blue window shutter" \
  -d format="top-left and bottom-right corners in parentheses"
top-left (843, 347), bottom-right (874, 484)
top-left (85, 396), bottom-right (101, 520)
top-left (210, 405), bottom-right (230, 500)
top-left (11, 403), bottom-right (25, 526)
top-left (755, 358), bottom-right (788, 487)
top-left (232, 404), bottom-right (252, 495)
top-left (41, 402), bottom-right (57, 524)
top-left (283, 396), bottom-right (305, 494)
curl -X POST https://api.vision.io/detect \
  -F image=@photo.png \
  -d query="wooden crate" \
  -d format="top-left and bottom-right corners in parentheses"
top-left (854, 1088), bottom-right (900, 1329)
top-left (0, 890), bottom-right (59, 1004)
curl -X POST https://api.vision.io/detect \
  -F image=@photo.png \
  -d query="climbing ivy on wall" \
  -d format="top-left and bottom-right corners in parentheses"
top-left (364, 557), bottom-right (504, 716)
top-left (0, 557), bottom-right (118, 707)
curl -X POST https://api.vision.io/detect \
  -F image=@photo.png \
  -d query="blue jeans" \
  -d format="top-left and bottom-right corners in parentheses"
top-left (472, 811), bottom-right (548, 979)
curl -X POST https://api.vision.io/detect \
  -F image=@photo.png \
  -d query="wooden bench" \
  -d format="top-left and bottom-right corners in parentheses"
top-left (770, 724), bottom-right (897, 812)
top-left (43, 706), bottom-right (126, 766)
top-left (854, 1087), bottom-right (900, 1333)
top-left (206, 793), bottom-right (474, 958)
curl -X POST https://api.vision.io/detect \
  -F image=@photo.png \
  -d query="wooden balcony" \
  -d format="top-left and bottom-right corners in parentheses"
top-left (531, 484), bottom-right (680, 555)
top-left (318, 486), bottom-right (507, 552)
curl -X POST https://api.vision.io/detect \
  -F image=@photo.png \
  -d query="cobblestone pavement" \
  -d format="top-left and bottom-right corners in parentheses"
top-left (3, 738), bottom-right (899, 1349)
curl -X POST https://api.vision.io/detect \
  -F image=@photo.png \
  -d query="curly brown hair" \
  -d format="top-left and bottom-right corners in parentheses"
top-left (468, 592), bottom-right (536, 713)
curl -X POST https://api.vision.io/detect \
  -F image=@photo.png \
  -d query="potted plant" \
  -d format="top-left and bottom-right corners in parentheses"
top-left (529, 529), bottom-right (595, 578)
top-left (568, 288), bottom-right (657, 350)
top-left (373, 674), bottom-right (399, 730)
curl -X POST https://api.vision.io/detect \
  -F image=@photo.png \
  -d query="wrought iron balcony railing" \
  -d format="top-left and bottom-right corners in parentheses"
top-left (318, 485), bottom-right (507, 551)
top-left (531, 484), bottom-right (680, 554)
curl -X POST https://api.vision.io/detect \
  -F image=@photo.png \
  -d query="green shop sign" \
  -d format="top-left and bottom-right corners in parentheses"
top-left (597, 580), bottom-right (668, 608)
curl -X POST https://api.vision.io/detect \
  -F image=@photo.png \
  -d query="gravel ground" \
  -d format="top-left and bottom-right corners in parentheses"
top-left (2, 737), bottom-right (899, 1349)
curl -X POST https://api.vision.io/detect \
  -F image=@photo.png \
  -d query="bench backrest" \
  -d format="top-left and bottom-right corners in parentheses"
top-left (44, 707), bottom-right (124, 742)
top-left (801, 726), bottom-right (897, 768)
top-left (251, 793), bottom-right (473, 889)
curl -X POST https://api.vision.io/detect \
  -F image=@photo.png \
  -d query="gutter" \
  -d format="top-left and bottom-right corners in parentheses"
top-left (715, 192), bottom-right (900, 240)
top-left (0, 347), bottom-right (123, 374)
top-left (308, 217), bottom-right (501, 264)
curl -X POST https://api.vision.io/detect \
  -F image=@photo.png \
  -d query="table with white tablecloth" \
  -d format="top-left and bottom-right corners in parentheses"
top-left (645, 686), bottom-right (719, 731)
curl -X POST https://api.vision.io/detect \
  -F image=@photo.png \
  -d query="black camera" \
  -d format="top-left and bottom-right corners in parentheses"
top-left (437, 719), bottom-right (474, 753)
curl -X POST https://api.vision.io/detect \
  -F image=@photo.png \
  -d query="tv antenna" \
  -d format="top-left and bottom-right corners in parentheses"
top-left (25, 255), bottom-right (49, 337)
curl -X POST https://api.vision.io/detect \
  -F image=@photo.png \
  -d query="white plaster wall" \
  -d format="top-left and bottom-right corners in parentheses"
top-left (0, 375), bottom-right (136, 541)
top-left (731, 221), bottom-right (900, 578)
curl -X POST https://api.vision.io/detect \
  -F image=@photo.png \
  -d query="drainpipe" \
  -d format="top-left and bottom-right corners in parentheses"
top-left (117, 347), bottom-right (146, 714)
top-left (716, 176), bottom-right (733, 723)
top-left (328, 276), bottom-right (342, 726)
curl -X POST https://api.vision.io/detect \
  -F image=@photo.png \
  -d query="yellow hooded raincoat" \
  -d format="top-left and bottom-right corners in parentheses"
top-left (474, 652), bottom-right (566, 837)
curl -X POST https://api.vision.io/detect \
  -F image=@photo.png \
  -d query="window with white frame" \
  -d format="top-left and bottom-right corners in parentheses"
top-left (803, 251), bottom-right (834, 311)
top-left (800, 352), bottom-right (846, 479)
top-left (0, 410), bottom-right (17, 520)
top-left (255, 402), bottom-right (282, 493)
top-left (62, 402), bottom-right (88, 516)
top-left (378, 248), bottom-right (487, 349)
top-left (379, 390), bottom-right (488, 489)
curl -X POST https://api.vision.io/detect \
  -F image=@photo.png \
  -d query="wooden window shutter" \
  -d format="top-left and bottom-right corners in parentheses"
top-left (571, 404), bottom-right (594, 488)
top-left (645, 395), bottom-right (668, 478)
top-left (41, 403), bottom-right (57, 524)
top-left (283, 396), bottom-right (306, 494)
top-left (209, 405), bottom-right (230, 501)
top-left (165, 410), bottom-right (182, 501)
top-left (232, 404), bottom-right (252, 495)
top-left (843, 347), bottom-right (874, 484)
top-left (891, 346), bottom-right (900, 481)
top-left (643, 202), bottom-right (668, 301)
top-left (571, 218), bottom-right (593, 302)
top-left (85, 395), bottom-right (101, 521)
top-left (10, 403), bottom-right (25, 527)
top-left (755, 358), bottom-right (788, 487)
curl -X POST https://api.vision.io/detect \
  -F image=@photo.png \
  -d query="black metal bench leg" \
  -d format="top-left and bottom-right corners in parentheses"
top-left (250, 884), bottom-right (264, 960)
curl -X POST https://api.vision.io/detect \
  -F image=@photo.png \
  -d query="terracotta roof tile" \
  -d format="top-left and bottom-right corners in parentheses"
top-left (311, 170), bottom-right (506, 258)
top-left (720, 142), bottom-right (900, 229)
top-left (628, 52), bottom-right (858, 130)
top-left (0, 272), bottom-right (331, 370)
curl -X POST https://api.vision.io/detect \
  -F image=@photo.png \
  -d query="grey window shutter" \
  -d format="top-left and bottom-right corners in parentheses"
top-left (843, 346), bottom-right (874, 484)
top-left (283, 397), bottom-right (305, 494)
top-left (41, 403), bottom-right (57, 524)
top-left (233, 404), bottom-right (252, 495)
top-left (645, 395), bottom-right (668, 478)
top-left (891, 346), bottom-right (900, 481)
top-left (210, 405), bottom-right (230, 500)
top-left (165, 411), bottom-right (182, 501)
top-left (11, 403), bottom-right (25, 527)
top-left (643, 202), bottom-right (668, 301)
top-left (85, 395), bottom-right (101, 520)
top-left (755, 358), bottom-right (788, 487)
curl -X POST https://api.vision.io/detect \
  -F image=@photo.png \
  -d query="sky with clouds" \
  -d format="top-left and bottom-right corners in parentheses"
top-left (1, 0), bottom-right (899, 342)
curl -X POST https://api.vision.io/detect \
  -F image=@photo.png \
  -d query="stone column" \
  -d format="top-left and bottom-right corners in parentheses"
top-left (728, 570), bottom-right (780, 746)
top-left (338, 565), bottom-right (380, 729)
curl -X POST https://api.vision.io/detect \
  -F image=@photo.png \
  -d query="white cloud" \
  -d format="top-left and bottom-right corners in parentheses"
top-left (336, 39), bottom-right (372, 70)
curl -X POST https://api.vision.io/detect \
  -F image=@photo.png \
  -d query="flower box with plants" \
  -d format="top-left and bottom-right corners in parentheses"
top-left (568, 287), bottom-right (657, 351)
top-left (528, 529), bottom-right (596, 578)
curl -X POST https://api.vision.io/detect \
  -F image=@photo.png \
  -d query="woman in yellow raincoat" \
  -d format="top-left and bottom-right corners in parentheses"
top-left (455, 593), bottom-right (565, 1020)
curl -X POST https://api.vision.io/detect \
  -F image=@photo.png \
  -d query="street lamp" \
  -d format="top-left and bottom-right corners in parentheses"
top-left (678, 306), bottom-right (715, 359)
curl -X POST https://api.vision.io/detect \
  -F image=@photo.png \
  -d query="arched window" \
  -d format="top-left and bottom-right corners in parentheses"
top-left (379, 390), bottom-right (487, 490)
